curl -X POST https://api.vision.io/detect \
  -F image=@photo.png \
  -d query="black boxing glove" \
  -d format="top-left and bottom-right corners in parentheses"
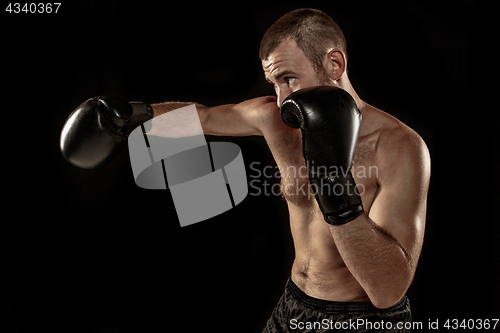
top-left (60, 96), bottom-right (153, 169)
top-left (280, 86), bottom-right (364, 225)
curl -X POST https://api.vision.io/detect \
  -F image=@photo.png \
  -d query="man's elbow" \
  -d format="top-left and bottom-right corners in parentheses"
top-left (369, 270), bottom-right (412, 309)
top-left (371, 289), bottom-right (407, 309)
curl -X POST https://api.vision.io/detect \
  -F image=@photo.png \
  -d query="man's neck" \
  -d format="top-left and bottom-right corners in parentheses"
top-left (337, 75), bottom-right (365, 112)
top-left (335, 75), bottom-right (377, 138)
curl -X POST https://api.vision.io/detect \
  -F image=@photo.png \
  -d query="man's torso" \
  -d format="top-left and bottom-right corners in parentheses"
top-left (258, 100), bottom-right (403, 302)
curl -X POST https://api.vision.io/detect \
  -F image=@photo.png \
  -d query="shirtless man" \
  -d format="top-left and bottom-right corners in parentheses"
top-left (60, 8), bottom-right (430, 332)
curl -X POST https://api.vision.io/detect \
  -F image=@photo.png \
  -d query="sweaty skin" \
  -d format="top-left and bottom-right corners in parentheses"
top-left (152, 38), bottom-right (430, 309)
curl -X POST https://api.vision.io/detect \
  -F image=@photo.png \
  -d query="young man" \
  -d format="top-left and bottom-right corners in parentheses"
top-left (153, 9), bottom-right (430, 331)
top-left (61, 8), bottom-right (430, 332)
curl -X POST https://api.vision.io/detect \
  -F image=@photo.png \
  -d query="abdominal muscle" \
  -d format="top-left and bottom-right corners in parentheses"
top-left (285, 191), bottom-right (370, 303)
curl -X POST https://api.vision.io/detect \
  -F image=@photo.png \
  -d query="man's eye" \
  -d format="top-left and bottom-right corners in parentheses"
top-left (285, 77), bottom-right (296, 86)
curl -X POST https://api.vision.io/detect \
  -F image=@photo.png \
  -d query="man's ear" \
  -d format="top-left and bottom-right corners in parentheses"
top-left (324, 49), bottom-right (346, 82)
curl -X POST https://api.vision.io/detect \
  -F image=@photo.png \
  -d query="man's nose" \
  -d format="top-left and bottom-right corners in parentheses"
top-left (277, 89), bottom-right (291, 107)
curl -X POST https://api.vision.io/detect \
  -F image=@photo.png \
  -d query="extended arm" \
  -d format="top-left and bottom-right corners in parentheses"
top-left (150, 96), bottom-right (277, 137)
top-left (61, 95), bottom-right (276, 168)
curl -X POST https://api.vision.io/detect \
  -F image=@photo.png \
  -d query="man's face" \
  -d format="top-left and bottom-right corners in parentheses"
top-left (262, 39), bottom-right (325, 107)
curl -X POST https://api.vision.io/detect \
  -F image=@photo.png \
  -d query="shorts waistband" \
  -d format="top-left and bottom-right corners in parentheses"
top-left (287, 277), bottom-right (408, 314)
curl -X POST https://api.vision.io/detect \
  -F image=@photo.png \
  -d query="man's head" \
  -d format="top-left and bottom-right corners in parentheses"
top-left (260, 8), bottom-right (348, 106)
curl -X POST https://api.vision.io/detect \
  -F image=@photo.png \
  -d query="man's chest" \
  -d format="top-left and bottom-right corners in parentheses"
top-left (266, 128), bottom-right (380, 210)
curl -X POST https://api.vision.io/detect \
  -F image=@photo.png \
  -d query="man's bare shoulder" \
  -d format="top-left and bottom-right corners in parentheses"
top-left (363, 104), bottom-right (430, 182)
top-left (238, 96), bottom-right (288, 134)
top-left (236, 96), bottom-right (277, 112)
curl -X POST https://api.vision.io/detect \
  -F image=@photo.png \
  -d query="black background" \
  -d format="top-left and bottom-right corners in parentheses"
top-left (1, 0), bottom-right (499, 332)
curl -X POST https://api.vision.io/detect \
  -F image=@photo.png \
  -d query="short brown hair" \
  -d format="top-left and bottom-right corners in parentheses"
top-left (259, 8), bottom-right (347, 73)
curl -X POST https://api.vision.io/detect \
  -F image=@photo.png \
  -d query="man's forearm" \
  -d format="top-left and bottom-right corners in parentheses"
top-left (147, 102), bottom-right (208, 138)
top-left (151, 101), bottom-right (201, 117)
top-left (328, 213), bottom-right (413, 308)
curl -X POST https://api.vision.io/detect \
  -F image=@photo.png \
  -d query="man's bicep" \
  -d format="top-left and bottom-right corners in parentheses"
top-left (368, 136), bottom-right (431, 265)
top-left (200, 96), bottom-right (277, 136)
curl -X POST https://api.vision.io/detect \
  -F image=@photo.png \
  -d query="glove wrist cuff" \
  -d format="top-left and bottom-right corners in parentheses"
top-left (309, 171), bottom-right (364, 225)
top-left (127, 101), bottom-right (154, 135)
